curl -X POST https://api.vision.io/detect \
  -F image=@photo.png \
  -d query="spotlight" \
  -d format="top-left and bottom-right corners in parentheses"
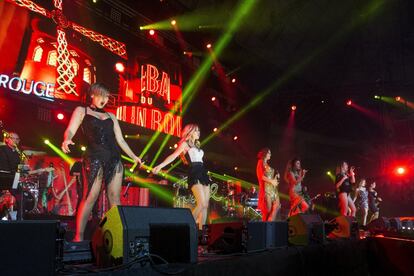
top-left (211, 96), bottom-right (216, 102)
top-left (171, 20), bottom-right (176, 26)
top-left (234, 166), bottom-right (238, 171)
top-left (321, 100), bottom-right (325, 104)
top-left (124, 135), bottom-right (128, 138)
top-left (213, 127), bottom-right (218, 132)
top-left (174, 143), bottom-right (178, 149)
top-left (395, 166), bottom-right (406, 176)
top-left (115, 62), bottom-right (125, 73)
top-left (346, 100), bottom-right (352, 106)
top-left (139, 26), bottom-right (144, 30)
top-left (44, 139), bottom-right (50, 145)
top-left (395, 96), bottom-right (401, 102)
top-left (92, 0), bottom-right (97, 3)
top-left (56, 113), bottom-right (65, 120)
top-left (374, 95), bottom-right (380, 99)
top-left (233, 136), bottom-right (238, 141)
top-left (206, 43), bottom-right (212, 49)
top-left (231, 78), bottom-right (236, 83)
top-left (326, 171), bottom-right (331, 175)
top-left (81, 146), bottom-right (86, 151)
top-left (291, 105), bottom-right (297, 111)
top-left (149, 29), bottom-right (155, 36)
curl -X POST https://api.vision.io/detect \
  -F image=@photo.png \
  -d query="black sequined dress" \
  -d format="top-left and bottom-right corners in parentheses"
top-left (81, 107), bottom-right (122, 193)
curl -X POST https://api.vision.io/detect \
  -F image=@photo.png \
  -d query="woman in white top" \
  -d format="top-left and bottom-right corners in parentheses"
top-left (152, 124), bottom-right (211, 229)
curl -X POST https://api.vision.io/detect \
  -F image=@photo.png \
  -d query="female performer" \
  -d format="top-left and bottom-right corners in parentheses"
top-left (62, 83), bottom-right (141, 241)
top-left (152, 124), bottom-right (210, 230)
top-left (335, 161), bottom-right (356, 217)
top-left (368, 181), bottom-right (381, 223)
top-left (354, 178), bottom-right (369, 226)
top-left (285, 158), bottom-right (309, 216)
top-left (256, 148), bottom-right (280, 221)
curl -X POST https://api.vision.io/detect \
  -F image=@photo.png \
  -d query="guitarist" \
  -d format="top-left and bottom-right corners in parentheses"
top-left (302, 186), bottom-right (321, 212)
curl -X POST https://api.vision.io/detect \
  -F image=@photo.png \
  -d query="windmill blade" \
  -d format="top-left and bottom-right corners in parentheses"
top-left (5, 0), bottom-right (50, 17)
top-left (71, 22), bottom-right (128, 60)
top-left (56, 28), bottom-right (77, 96)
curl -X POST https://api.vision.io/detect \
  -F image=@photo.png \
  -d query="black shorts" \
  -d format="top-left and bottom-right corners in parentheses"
top-left (188, 162), bottom-right (211, 188)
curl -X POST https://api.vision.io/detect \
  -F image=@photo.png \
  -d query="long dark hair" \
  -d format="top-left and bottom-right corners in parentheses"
top-left (284, 157), bottom-right (300, 183)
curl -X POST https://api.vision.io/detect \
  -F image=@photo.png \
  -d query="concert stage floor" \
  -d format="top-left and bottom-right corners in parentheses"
top-left (59, 237), bottom-right (414, 276)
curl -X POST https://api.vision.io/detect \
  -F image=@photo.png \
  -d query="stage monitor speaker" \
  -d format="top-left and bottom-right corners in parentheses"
top-left (0, 220), bottom-right (63, 276)
top-left (92, 206), bottom-right (197, 267)
top-left (367, 217), bottom-right (390, 233)
top-left (206, 221), bottom-right (244, 253)
top-left (389, 217), bottom-right (402, 232)
top-left (327, 216), bottom-right (359, 239)
top-left (246, 221), bottom-right (288, 252)
top-left (288, 214), bottom-right (325, 245)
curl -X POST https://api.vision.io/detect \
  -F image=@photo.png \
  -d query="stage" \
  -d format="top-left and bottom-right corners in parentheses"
top-left (55, 236), bottom-right (414, 276)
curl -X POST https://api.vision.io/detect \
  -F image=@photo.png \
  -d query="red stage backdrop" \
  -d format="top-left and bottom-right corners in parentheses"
top-left (0, 1), bottom-right (183, 137)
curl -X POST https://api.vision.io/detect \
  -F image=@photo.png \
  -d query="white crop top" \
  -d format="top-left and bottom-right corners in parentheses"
top-left (186, 147), bottom-right (204, 163)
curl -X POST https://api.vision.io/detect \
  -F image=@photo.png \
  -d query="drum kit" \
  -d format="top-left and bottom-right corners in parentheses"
top-left (0, 163), bottom-right (55, 219)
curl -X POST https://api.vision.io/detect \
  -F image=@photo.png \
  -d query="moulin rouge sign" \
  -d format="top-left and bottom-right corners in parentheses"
top-left (116, 64), bottom-right (182, 137)
top-left (0, 64), bottom-right (182, 137)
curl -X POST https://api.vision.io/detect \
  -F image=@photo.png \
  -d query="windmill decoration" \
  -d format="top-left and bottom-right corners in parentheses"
top-left (6, 0), bottom-right (128, 97)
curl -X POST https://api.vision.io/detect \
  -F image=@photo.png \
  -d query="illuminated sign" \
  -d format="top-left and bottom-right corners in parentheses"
top-left (0, 74), bottom-right (54, 98)
top-left (117, 64), bottom-right (182, 137)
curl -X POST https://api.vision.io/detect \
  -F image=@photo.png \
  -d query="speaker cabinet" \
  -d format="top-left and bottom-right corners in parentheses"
top-left (206, 221), bottom-right (244, 253)
top-left (288, 214), bottom-right (325, 245)
top-left (0, 220), bottom-right (63, 276)
top-left (328, 216), bottom-right (359, 239)
top-left (92, 206), bottom-right (197, 267)
top-left (246, 221), bottom-right (288, 252)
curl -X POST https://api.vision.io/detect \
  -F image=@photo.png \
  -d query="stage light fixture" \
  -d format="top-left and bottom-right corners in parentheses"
top-left (213, 127), bottom-right (218, 132)
top-left (206, 43), bottom-right (212, 49)
top-left (211, 96), bottom-right (216, 102)
top-left (171, 20), bottom-right (176, 26)
top-left (44, 139), bottom-right (50, 145)
top-left (56, 113), bottom-right (64, 120)
top-left (115, 62), bottom-right (125, 73)
top-left (149, 29), bottom-right (155, 36)
top-left (395, 166), bottom-right (406, 176)
top-left (326, 171), bottom-right (331, 175)
top-left (346, 100), bottom-right (352, 106)
top-left (374, 95), bottom-right (380, 99)
top-left (233, 136), bottom-right (238, 141)
top-left (81, 146), bottom-right (86, 151)
top-left (395, 96), bottom-right (401, 102)
top-left (174, 143), bottom-right (178, 149)
top-left (291, 105), bottom-right (297, 111)
top-left (234, 166), bottom-right (238, 171)
top-left (231, 78), bottom-right (236, 83)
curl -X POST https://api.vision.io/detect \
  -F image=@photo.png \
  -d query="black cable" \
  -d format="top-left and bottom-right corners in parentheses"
top-left (57, 255), bottom-right (150, 275)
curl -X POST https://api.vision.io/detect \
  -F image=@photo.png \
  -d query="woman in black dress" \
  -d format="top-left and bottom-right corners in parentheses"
top-left (152, 124), bottom-right (210, 230)
top-left (62, 83), bottom-right (141, 241)
top-left (335, 161), bottom-right (356, 216)
top-left (368, 181), bottom-right (382, 223)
